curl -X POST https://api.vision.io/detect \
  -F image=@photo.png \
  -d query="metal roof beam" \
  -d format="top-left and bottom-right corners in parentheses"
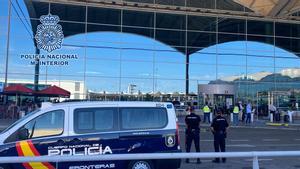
top-left (268, 0), bottom-right (290, 17)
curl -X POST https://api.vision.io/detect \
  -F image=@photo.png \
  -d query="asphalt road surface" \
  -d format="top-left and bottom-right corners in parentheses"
top-left (1, 123), bottom-right (300, 168)
top-left (178, 126), bottom-right (300, 169)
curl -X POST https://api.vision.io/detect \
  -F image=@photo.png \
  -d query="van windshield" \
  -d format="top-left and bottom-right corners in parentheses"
top-left (0, 109), bottom-right (40, 134)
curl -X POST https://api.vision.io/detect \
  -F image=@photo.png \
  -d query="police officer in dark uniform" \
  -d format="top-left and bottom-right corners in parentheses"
top-left (211, 109), bottom-right (229, 163)
top-left (185, 106), bottom-right (201, 164)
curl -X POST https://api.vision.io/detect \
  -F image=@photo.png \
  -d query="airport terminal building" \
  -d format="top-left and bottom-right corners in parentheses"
top-left (1, 0), bottom-right (300, 115)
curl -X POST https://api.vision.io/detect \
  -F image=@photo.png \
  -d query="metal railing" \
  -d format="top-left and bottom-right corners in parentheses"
top-left (1, 151), bottom-right (300, 169)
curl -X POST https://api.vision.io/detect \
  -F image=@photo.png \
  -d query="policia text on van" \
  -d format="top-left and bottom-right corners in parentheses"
top-left (0, 102), bottom-right (181, 169)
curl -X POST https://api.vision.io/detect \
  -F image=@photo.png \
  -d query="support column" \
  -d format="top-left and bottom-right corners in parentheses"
top-left (4, 0), bottom-right (12, 88)
top-left (34, 48), bottom-right (40, 102)
top-left (3, 1), bottom-right (12, 104)
top-left (185, 53), bottom-right (189, 95)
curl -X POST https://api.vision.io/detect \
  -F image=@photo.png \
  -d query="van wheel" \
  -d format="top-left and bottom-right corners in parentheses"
top-left (128, 160), bottom-right (154, 169)
top-left (0, 165), bottom-right (11, 169)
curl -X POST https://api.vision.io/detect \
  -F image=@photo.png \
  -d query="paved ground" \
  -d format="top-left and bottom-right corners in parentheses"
top-left (1, 119), bottom-right (300, 168)
top-left (0, 119), bottom-right (15, 131)
top-left (178, 126), bottom-right (300, 169)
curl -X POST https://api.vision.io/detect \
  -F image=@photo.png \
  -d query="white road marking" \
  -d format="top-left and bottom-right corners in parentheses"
top-left (230, 139), bottom-right (249, 142)
top-left (200, 140), bottom-right (214, 142)
top-left (262, 139), bottom-right (280, 142)
top-left (255, 143), bottom-right (300, 147)
top-left (227, 144), bottom-right (256, 148)
top-left (182, 160), bottom-right (215, 163)
top-left (245, 158), bottom-right (273, 162)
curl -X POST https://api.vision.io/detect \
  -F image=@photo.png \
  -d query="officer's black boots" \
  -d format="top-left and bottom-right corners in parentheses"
top-left (185, 158), bottom-right (202, 164)
top-left (222, 158), bottom-right (226, 163)
top-left (212, 158), bottom-right (220, 163)
top-left (197, 158), bottom-right (202, 164)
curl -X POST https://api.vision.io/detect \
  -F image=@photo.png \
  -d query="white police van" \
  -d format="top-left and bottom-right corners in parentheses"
top-left (0, 102), bottom-right (181, 169)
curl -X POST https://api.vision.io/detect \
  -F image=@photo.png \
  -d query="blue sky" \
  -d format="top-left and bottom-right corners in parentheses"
top-left (0, 0), bottom-right (299, 93)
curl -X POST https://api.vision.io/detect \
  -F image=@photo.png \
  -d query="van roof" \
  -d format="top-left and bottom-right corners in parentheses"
top-left (41, 101), bottom-right (173, 109)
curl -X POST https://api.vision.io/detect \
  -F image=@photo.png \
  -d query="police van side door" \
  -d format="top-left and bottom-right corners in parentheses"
top-left (118, 107), bottom-right (173, 154)
top-left (59, 106), bottom-right (122, 169)
top-left (3, 108), bottom-right (68, 169)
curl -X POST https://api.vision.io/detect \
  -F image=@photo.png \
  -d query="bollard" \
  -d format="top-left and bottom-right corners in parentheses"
top-left (289, 114), bottom-right (293, 123)
top-left (253, 156), bottom-right (260, 169)
top-left (230, 113), bottom-right (233, 123)
top-left (251, 114), bottom-right (254, 123)
top-left (270, 114), bottom-right (273, 123)
top-left (210, 113), bottom-right (213, 123)
top-left (288, 111), bottom-right (293, 123)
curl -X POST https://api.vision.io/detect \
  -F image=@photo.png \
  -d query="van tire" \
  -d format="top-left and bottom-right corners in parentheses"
top-left (0, 165), bottom-right (11, 169)
top-left (128, 160), bottom-right (154, 169)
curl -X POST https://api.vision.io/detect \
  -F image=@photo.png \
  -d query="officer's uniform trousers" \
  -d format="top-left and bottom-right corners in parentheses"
top-left (214, 131), bottom-right (226, 161)
top-left (185, 129), bottom-right (200, 153)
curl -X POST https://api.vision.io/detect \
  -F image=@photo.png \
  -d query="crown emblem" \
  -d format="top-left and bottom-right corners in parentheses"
top-left (40, 14), bottom-right (60, 25)
top-left (35, 13), bottom-right (64, 53)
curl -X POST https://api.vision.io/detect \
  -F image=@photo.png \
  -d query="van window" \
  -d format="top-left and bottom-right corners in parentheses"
top-left (5, 110), bottom-right (64, 143)
top-left (121, 107), bottom-right (168, 130)
top-left (74, 108), bottom-right (116, 134)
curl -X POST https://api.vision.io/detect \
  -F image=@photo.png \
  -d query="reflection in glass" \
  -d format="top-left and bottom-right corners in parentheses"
top-left (156, 13), bottom-right (186, 30)
top-left (87, 7), bottom-right (121, 25)
top-left (187, 15), bottom-right (216, 32)
top-left (275, 22), bottom-right (300, 38)
top-left (123, 10), bottom-right (154, 28)
top-left (188, 31), bottom-right (216, 47)
top-left (156, 29), bottom-right (186, 47)
top-left (50, 3), bottom-right (86, 22)
top-left (247, 20), bottom-right (273, 36)
top-left (218, 18), bottom-right (246, 34)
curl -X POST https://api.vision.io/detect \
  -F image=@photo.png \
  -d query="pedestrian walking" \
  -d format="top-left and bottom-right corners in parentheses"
top-left (245, 102), bottom-right (252, 124)
top-left (211, 109), bottom-right (229, 163)
top-left (238, 101), bottom-right (244, 121)
top-left (233, 103), bottom-right (239, 126)
top-left (269, 104), bottom-right (276, 122)
top-left (185, 106), bottom-right (201, 164)
top-left (203, 103), bottom-right (211, 123)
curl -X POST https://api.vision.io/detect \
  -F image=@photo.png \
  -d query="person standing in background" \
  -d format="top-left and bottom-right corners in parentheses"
top-left (245, 102), bottom-right (252, 124)
top-left (233, 103), bottom-right (240, 126)
top-left (203, 102), bottom-right (211, 123)
top-left (211, 109), bottom-right (229, 163)
top-left (185, 106), bottom-right (202, 164)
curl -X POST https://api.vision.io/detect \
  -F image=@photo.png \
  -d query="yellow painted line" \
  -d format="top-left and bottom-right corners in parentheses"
top-left (265, 123), bottom-right (289, 127)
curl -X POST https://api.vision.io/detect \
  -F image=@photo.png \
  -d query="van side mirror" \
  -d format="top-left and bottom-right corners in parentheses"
top-left (18, 128), bottom-right (29, 140)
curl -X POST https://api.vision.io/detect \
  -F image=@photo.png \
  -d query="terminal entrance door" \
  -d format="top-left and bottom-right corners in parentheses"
top-left (214, 94), bottom-right (234, 114)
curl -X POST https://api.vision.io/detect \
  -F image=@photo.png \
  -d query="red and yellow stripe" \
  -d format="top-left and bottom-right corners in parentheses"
top-left (16, 141), bottom-right (55, 169)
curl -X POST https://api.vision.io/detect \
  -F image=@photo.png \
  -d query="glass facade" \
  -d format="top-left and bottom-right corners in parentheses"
top-left (1, 0), bottom-right (300, 116)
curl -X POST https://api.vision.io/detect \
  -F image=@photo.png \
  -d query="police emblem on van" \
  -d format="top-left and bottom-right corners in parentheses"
top-left (35, 13), bottom-right (64, 53)
top-left (165, 135), bottom-right (176, 147)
